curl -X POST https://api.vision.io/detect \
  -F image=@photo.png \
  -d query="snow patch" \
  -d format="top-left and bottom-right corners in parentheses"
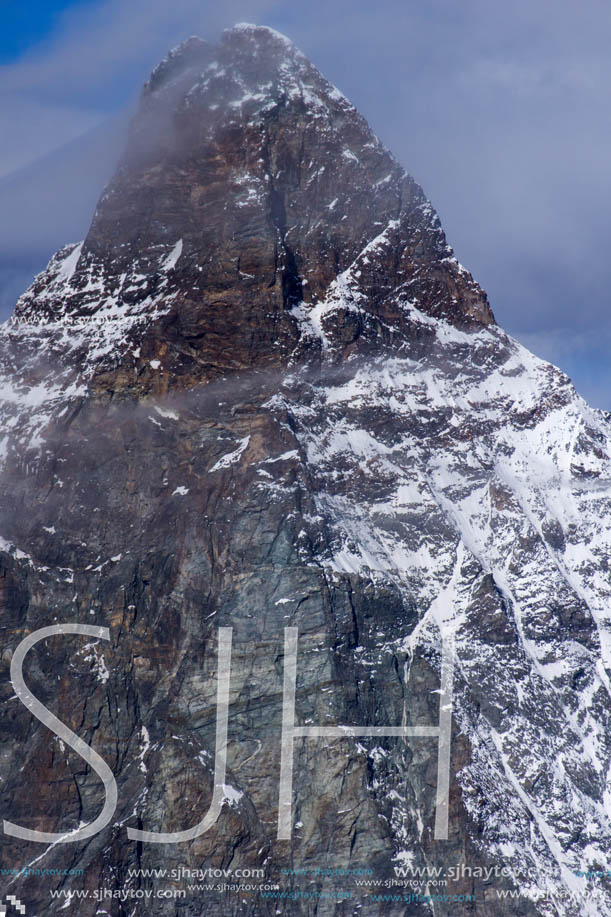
top-left (209, 436), bottom-right (250, 471)
top-left (161, 239), bottom-right (183, 271)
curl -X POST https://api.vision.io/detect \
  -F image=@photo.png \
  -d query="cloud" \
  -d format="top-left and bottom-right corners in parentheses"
top-left (0, 0), bottom-right (282, 179)
top-left (0, 99), bottom-right (104, 180)
top-left (0, 0), bottom-right (277, 103)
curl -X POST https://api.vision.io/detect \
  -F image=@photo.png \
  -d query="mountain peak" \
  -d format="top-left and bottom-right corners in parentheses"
top-left (225, 22), bottom-right (302, 51)
top-left (11, 27), bottom-right (493, 390)
top-left (143, 21), bottom-right (346, 116)
top-left (219, 22), bottom-right (311, 72)
top-left (144, 24), bottom-right (313, 101)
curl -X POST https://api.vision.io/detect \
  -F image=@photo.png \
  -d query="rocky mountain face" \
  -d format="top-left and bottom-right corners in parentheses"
top-left (0, 23), bottom-right (610, 917)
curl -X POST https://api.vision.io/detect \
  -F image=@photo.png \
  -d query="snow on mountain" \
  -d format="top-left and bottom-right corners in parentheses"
top-left (0, 23), bottom-right (609, 917)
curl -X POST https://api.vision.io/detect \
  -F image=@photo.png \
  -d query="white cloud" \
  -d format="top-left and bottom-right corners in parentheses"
top-left (0, 99), bottom-right (104, 179)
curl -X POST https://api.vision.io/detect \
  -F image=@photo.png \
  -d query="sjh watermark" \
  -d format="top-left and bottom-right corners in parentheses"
top-left (5, 624), bottom-right (454, 845)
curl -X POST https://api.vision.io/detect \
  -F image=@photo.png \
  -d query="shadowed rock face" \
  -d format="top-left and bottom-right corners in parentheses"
top-left (0, 23), bottom-right (609, 917)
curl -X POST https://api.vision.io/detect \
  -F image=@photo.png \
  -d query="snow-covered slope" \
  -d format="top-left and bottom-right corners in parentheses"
top-left (265, 303), bottom-right (611, 914)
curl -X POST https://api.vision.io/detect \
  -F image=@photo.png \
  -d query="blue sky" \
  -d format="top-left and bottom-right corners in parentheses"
top-left (0, 1), bottom-right (80, 63)
top-left (1, 0), bottom-right (610, 407)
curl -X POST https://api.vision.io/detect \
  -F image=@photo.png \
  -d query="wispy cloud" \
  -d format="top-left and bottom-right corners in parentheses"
top-left (0, 0), bottom-right (281, 177)
top-left (0, 98), bottom-right (104, 179)
top-left (0, 0), bottom-right (276, 101)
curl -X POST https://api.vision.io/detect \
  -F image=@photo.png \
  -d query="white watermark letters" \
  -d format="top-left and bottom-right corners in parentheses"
top-left (4, 624), bottom-right (118, 843)
top-left (277, 628), bottom-right (454, 841)
top-left (6, 625), bottom-right (453, 844)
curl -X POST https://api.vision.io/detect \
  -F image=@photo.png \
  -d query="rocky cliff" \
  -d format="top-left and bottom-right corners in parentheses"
top-left (0, 23), bottom-right (609, 917)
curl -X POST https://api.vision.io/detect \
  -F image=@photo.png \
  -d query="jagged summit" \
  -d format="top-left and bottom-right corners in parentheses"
top-left (139, 21), bottom-right (359, 151)
top-left (11, 24), bottom-right (492, 396)
top-left (146, 24), bottom-right (315, 98)
top-left (230, 21), bottom-right (301, 42)
top-left (221, 22), bottom-right (307, 61)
